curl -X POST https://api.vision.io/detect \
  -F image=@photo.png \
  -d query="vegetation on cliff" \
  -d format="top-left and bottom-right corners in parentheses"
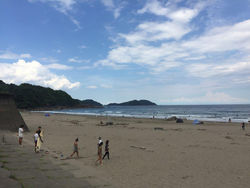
top-left (0, 80), bottom-right (102, 109)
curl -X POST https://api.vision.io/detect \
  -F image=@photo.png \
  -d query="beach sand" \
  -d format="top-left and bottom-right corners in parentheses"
top-left (17, 112), bottom-right (250, 187)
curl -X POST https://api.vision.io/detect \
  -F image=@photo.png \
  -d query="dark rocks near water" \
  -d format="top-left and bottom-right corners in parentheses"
top-left (165, 116), bottom-right (177, 121)
top-left (176, 118), bottom-right (184, 123)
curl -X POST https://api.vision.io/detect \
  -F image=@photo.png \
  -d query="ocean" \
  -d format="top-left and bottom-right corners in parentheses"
top-left (41, 104), bottom-right (250, 123)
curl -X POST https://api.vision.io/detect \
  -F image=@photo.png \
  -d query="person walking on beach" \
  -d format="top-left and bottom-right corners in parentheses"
top-left (102, 140), bottom-right (110, 160)
top-left (36, 126), bottom-right (44, 142)
top-left (242, 122), bottom-right (246, 130)
top-left (97, 137), bottom-right (103, 155)
top-left (70, 138), bottom-right (79, 158)
top-left (36, 126), bottom-right (43, 152)
top-left (34, 131), bottom-right (39, 152)
top-left (96, 142), bottom-right (103, 165)
top-left (18, 125), bottom-right (24, 145)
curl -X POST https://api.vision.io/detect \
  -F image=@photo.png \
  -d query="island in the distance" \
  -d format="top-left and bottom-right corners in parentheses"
top-left (107, 100), bottom-right (157, 106)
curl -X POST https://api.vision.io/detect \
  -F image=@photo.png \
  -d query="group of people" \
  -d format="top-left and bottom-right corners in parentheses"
top-left (96, 137), bottom-right (110, 165)
top-left (34, 126), bottom-right (43, 152)
top-left (18, 125), bottom-right (110, 165)
top-left (69, 136), bottom-right (110, 165)
top-left (18, 125), bottom-right (44, 153)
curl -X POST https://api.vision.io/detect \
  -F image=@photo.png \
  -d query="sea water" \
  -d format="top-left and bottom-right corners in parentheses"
top-left (41, 104), bottom-right (250, 123)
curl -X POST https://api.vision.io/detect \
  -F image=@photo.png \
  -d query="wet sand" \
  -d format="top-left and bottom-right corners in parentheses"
top-left (15, 112), bottom-right (250, 187)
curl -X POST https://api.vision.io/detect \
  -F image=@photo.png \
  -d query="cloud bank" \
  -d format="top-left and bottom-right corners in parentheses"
top-left (0, 60), bottom-right (80, 90)
top-left (96, 0), bottom-right (250, 78)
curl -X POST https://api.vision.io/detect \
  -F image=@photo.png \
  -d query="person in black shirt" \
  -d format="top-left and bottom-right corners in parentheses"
top-left (242, 122), bottom-right (246, 130)
top-left (36, 126), bottom-right (43, 143)
top-left (102, 140), bottom-right (110, 160)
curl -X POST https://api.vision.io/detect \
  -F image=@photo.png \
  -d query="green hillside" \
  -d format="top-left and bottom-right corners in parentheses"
top-left (0, 80), bottom-right (102, 109)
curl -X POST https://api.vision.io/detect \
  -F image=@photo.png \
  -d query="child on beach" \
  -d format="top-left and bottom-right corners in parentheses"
top-left (18, 125), bottom-right (24, 145)
top-left (34, 131), bottom-right (39, 152)
top-left (102, 140), bottom-right (110, 160)
top-left (70, 138), bottom-right (79, 158)
top-left (96, 142), bottom-right (103, 165)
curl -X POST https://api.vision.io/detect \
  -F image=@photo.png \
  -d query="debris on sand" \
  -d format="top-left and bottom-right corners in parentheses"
top-left (154, 127), bottom-right (164, 131)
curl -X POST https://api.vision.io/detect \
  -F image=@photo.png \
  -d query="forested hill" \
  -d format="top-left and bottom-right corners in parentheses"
top-left (108, 100), bottom-right (157, 106)
top-left (0, 80), bottom-right (103, 109)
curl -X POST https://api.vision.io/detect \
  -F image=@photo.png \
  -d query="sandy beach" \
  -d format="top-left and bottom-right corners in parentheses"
top-left (13, 111), bottom-right (250, 187)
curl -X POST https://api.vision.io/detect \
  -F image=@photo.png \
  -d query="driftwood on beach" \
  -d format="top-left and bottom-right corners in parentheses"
top-left (130, 145), bottom-right (154, 152)
top-left (130, 145), bottom-right (147, 150)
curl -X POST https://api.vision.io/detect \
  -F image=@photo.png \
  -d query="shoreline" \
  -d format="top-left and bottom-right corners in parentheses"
top-left (32, 110), bottom-right (249, 123)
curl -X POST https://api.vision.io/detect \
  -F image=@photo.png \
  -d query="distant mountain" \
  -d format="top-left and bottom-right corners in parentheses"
top-left (108, 100), bottom-right (157, 106)
top-left (0, 80), bottom-right (103, 109)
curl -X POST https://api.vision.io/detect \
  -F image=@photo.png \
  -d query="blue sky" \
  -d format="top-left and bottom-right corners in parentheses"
top-left (1, 0), bottom-right (250, 104)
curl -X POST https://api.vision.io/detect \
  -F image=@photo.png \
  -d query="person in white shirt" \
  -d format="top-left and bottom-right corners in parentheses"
top-left (97, 137), bottom-right (103, 155)
top-left (18, 125), bottom-right (24, 145)
top-left (98, 137), bottom-right (103, 145)
top-left (34, 132), bottom-right (39, 152)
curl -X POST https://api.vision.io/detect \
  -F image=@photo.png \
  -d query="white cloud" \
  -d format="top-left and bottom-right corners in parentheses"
top-left (84, 76), bottom-right (114, 90)
top-left (46, 63), bottom-right (73, 70)
top-left (166, 92), bottom-right (249, 104)
top-left (0, 59), bottom-right (80, 90)
top-left (182, 19), bottom-right (250, 53)
top-left (122, 1), bottom-right (207, 45)
top-left (100, 84), bottom-right (112, 88)
top-left (27, 0), bottom-right (81, 29)
top-left (69, 15), bottom-right (81, 30)
top-left (95, 43), bottom-right (186, 72)
top-left (79, 66), bottom-right (93, 70)
top-left (40, 57), bottom-right (58, 64)
top-left (79, 45), bottom-right (87, 49)
top-left (87, 85), bottom-right (97, 89)
top-left (28, 0), bottom-right (76, 13)
top-left (100, 0), bottom-right (125, 19)
top-left (96, 0), bottom-right (210, 70)
top-left (99, 12), bottom-right (250, 75)
top-left (186, 61), bottom-right (250, 78)
top-left (151, 61), bottom-right (182, 73)
top-left (100, 0), bottom-right (114, 8)
top-left (168, 8), bottom-right (199, 23)
top-left (0, 52), bottom-right (31, 60)
top-left (137, 0), bottom-right (205, 23)
top-left (120, 20), bottom-right (191, 44)
top-left (137, 0), bottom-right (169, 16)
top-left (20, 54), bottom-right (32, 58)
top-left (114, 6), bottom-right (123, 19)
top-left (94, 59), bottom-right (126, 69)
top-left (184, 56), bottom-right (206, 61)
top-left (68, 58), bottom-right (90, 63)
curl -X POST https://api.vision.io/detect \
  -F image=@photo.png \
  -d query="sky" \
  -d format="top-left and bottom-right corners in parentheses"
top-left (0, 0), bottom-right (250, 105)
